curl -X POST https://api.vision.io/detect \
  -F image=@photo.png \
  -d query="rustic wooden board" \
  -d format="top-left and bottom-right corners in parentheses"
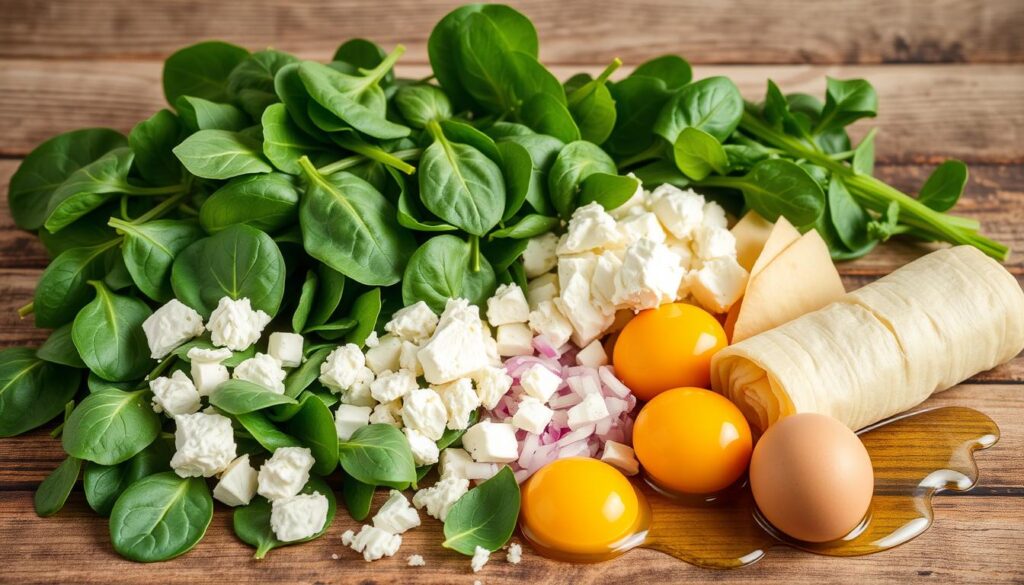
top-left (1, 61), bottom-right (1022, 162)
top-left (2, 0), bottom-right (1022, 64)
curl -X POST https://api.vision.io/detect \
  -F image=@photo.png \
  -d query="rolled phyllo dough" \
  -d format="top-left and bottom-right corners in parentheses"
top-left (711, 246), bottom-right (1024, 432)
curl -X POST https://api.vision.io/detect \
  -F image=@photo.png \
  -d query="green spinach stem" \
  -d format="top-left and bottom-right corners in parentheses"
top-left (468, 235), bottom-right (481, 272)
top-left (127, 190), bottom-right (191, 225)
top-left (318, 148), bottom-right (422, 176)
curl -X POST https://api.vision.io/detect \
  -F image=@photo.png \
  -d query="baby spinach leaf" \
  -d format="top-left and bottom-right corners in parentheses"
top-left (442, 466), bottom-right (519, 555)
top-left (338, 424), bottom-right (416, 490)
top-left (481, 238), bottom-right (529, 274)
top-left (496, 141), bottom-right (534, 220)
top-left (520, 93), bottom-right (581, 144)
top-left (303, 317), bottom-right (358, 340)
top-left (500, 133), bottom-right (562, 216)
top-left (815, 77), bottom-right (878, 134)
top-left (632, 159), bottom-right (691, 190)
top-left (38, 205), bottom-right (118, 258)
top-left (439, 119), bottom-right (502, 162)
top-left (228, 49), bottom-right (298, 118)
top-left (9, 128), bottom-right (127, 230)
top-left (605, 76), bottom-right (672, 158)
top-left (109, 218), bottom-right (204, 302)
top-left (578, 173), bottom-right (641, 211)
top-left (403, 235), bottom-right (497, 313)
top-left (306, 265), bottom-right (346, 328)
top-left (918, 160), bottom-right (968, 212)
top-left (36, 323), bottom-right (86, 369)
top-left (341, 475), bottom-right (375, 521)
top-left (0, 348), bottom-right (79, 437)
top-left (34, 456), bottom-right (82, 517)
top-left (109, 472), bottom-right (213, 562)
top-left (852, 128), bottom-right (876, 175)
top-left (72, 281), bottom-right (152, 382)
top-left (84, 460), bottom-right (131, 516)
top-left (284, 393), bottom-right (338, 475)
top-left (129, 110), bottom-right (183, 186)
top-left (62, 388), bottom-right (161, 465)
top-left (723, 143), bottom-right (770, 171)
top-left (282, 347), bottom-right (332, 399)
top-left (437, 410), bottom-right (478, 451)
top-left (489, 214), bottom-right (560, 240)
top-left (176, 96), bottom-right (250, 132)
top-left (173, 129), bottom-right (273, 180)
top-left (297, 158), bottom-right (416, 286)
top-left (547, 140), bottom-right (618, 218)
top-left (163, 40), bottom-right (250, 105)
top-left (332, 38), bottom-right (393, 86)
top-left (565, 60), bottom-right (620, 144)
top-left (273, 63), bottom-right (322, 138)
top-left (828, 177), bottom-right (873, 251)
top-left (655, 76), bottom-right (744, 144)
top-left (233, 476), bottom-right (336, 559)
top-left (171, 223), bottom-right (286, 318)
top-left (298, 56), bottom-right (411, 140)
top-left (210, 380), bottom-right (298, 415)
top-left (704, 159), bottom-right (824, 228)
top-left (672, 126), bottom-right (729, 181)
top-left (395, 84), bottom-right (453, 129)
top-left (398, 188), bottom-right (459, 233)
top-left (292, 270), bottom-right (318, 334)
top-left (261, 103), bottom-right (334, 175)
top-left (235, 411), bottom-right (302, 452)
top-left (44, 147), bottom-right (136, 233)
top-left (200, 172), bottom-right (299, 234)
top-left (344, 288), bottom-right (382, 347)
top-left (632, 55), bottom-right (692, 90)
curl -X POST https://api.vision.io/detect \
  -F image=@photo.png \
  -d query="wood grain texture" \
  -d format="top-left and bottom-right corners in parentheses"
top-left (1, 0), bottom-right (1022, 64)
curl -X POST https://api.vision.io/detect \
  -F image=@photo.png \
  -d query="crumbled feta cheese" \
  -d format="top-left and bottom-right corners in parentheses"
top-left (349, 524), bottom-right (402, 561)
top-left (257, 447), bottom-right (314, 501)
top-left (495, 323), bottom-right (534, 357)
top-left (341, 529), bottom-right (355, 546)
top-left (206, 297), bottom-right (271, 351)
top-left (399, 340), bottom-right (423, 376)
top-left (370, 369), bottom-right (417, 403)
top-left (365, 334), bottom-right (402, 375)
top-left (401, 388), bottom-right (448, 440)
top-left (213, 454), bottom-right (258, 507)
top-left (187, 347), bottom-right (232, 364)
top-left (520, 364), bottom-right (562, 403)
top-left (418, 299), bottom-right (493, 384)
top-left (150, 370), bottom-right (200, 416)
top-left (664, 237), bottom-right (696, 272)
top-left (649, 185), bottom-right (705, 240)
top-left (405, 427), bottom-right (440, 465)
top-left (528, 301), bottom-right (573, 348)
top-left (507, 542), bottom-right (522, 564)
top-left (557, 254), bottom-right (612, 346)
top-left (471, 546), bottom-right (491, 572)
top-left (270, 491), bottom-right (329, 542)
top-left (369, 401), bottom-right (402, 427)
top-left (385, 301), bottom-right (439, 343)
top-left (341, 376), bottom-right (376, 407)
top-left (609, 178), bottom-right (647, 219)
top-left (523, 233), bottom-right (558, 278)
top-left (364, 331), bottom-right (380, 348)
top-left (612, 239), bottom-right (684, 311)
top-left (567, 393), bottom-right (610, 431)
top-left (486, 284), bottom-right (530, 326)
top-left (439, 447), bottom-right (474, 480)
top-left (331, 553), bottom-right (339, 560)
top-left (319, 344), bottom-right (369, 392)
top-left (268, 332), bottom-right (304, 368)
top-left (590, 250), bottom-right (623, 315)
top-left (512, 397), bottom-right (554, 434)
top-left (689, 256), bottom-right (749, 313)
top-left (556, 202), bottom-right (622, 255)
top-left (526, 273), bottom-right (559, 310)
top-left (601, 440), bottom-right (640, 476)
top-left (407, 554), bottom-right (425, 567)
top-left (412, 476), bottom-right (470, 521)
top-left (462, 421), bottom-right (518, 463)
top-left (335, 404), bottom-right (372, 441)
top-left (472, 366), bottom-right (513, 410)
top-left (617, 212), bottom-right (666, 245)
top-left (576, 340), bottom-right (609, 368)
top-left (702, 201), bottom-right (728, 229)
top-left (191, 361), bottom-right (229, 396)
top-left (142, 299), bottom-right (205, 359)
top-left (434, 378), bottom-right (481, 430)
top-left (233, 352), bottom-right (286, 394)
top-left (694, 225), bottom-right (738, 261)
top-left (373, 490), bottom-right (421, 534)
top-left (170, 412), bottom-right (236, 478)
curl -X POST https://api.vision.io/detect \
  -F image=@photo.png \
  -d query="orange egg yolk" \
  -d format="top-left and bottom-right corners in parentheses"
top-left (520, 458), bottom-right (648, 560)
top-left (612, 303), bottom-right (727, 401)
top-left (633, 387), bottom-right (753, 495)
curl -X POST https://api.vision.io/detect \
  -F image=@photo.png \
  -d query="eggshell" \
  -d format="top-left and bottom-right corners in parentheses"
top-left (749, 413), bottom-right (874, 543)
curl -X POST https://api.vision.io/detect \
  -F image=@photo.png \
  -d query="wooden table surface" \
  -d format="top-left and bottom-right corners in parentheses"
top-left (1, 1), bottom-right (1022, 583)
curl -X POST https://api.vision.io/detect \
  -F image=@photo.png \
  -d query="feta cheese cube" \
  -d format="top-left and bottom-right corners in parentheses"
top-left (702, 201), bottom-right (729, 229)
top-left (373, 490), bottom-right (421, 535)
top-left (364, 331), bottom-right (380, 348)
top-left (650, 185), bottom-right (705, 240)
top-left (341, 529), bottom-right (355, 546)
top-left (471, 546), bottom-right (491, 572)
top-left (170, 412), bottom-right (236, 478)
top-left (556, 254), bottom-right (613, 346)
top-left (399, 340), bottom-right (423, 376)
top-left (462, 421), bottom-right (518, 463)
top-left (407, 554), bottom-right (425, 567)
top-left (418, 299), bottom-right (492, 385)
top-left (206, 297), bottom-right (271, 351)
top-left (319, 344), bottom-right (370, 392)
top-left (567, 393), bottom-right (610, 430)
top-left (412, 476), bottom-right (470, 521)
top-left (601, 440), bottom-right (640, 476)
top-left (526, 273), bottom-right (559, 310)
top-left (694, 225), bottom-right (737, 261)
top-left (576, 340), bottom-right (609, 368)
top-left (365, 334), bottom-right (402, 375)
top-left (495, 323), bottom-right (533, 357)
top-left (349, 524), bottom-right (402, 561)
top-left (257, 447), bottom-right (314, 501)
top-left (523, 233), bottom-right (558, 278)
top-left (341, 376), bottom-right (377, 407)
top-left (434, 378), bottom-right (481, 430)
top-left (405, 427), bottom-right (440, 466)
top-left (486, 283), bottom-right (530, 326)
top-left (401, 388), bottom-right (447, 440)
top-left (270, 491), bottom-right (329, 542)
top-left (612, 239), bottom-right (684, 311)
top-left (233, 352), bottom-right (286, 394)
top-left (142, 299), bottom-right (205, 359)
top-left (369, 400), bottom-right (402, 427)
top-left (590, 250), bottom-right (623, 315)
top-left (472, 366), bottom-right (513, 410)
top-left (556, 202), bottom-right (622, 255)
top-left (187, 346), bottom-right (232, 364)
top-left (191, 361), bottom-right (229, 396)
top-left (439, 447), bottom-right (474, 480)
top-left (150, 370), bottom-right (200, 416)
top-left (385, 301), bottom-right (439, 344)
top-left (507, 542), bottom-right (523, 564)
top-left (520, 364), bottom-right (562, 403)
top-left (528, 301), bottom-right (573, 348)
top-left (268, 332), bottom-right (304, 367)
top-left (213, 454), bottom-right (258, 507)
top-left (335, 404), bottom-right (372, 441)
top-left (617, 212), bottom-right (667, 245)
top-left (512, 397), bottom-right (554, 434)
top-left (690, 256), bottom-right (749, 313)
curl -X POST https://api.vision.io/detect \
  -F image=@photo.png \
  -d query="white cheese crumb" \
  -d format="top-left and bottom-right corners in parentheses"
top-left (526, 273), bottom-right (559, 309)
top-left (495, 322), bottom-right (534, 357)
top-left (213, 454), bottom-right (258, 507)
top-left (187, 346), bottom-right (232, 364)
top-left (373, 489), bottom-right (421, 535)
top-left (142, 299), bottom-right (205, 359)
top-left (576, 340), bottom-right (609, 368)
top-left (385, 301), bottom-right (439, 344)
top-left (335, 404), bottom-right (372, 441)
top-left (435, 378), bottom-right (481, 430)
top-left (401, 387), bottom-right (448, 440)
top-left (471, 545), bottom-right (491, 572)
top-left (472, 366), bottom-right (513, 410)
top-left (150, 370), bottom-right (201, 416)
top-left (349, 524), bottom-right (402, 561)
top-left (404, 427), bottom-right (440, 466)
top-left (523, 233), bottom-right (558, 278)
top-left (527, 300), bottom-right (573, 349)
top-left (268, 332), bottom-right (304, 368)
top-left (520, 364), bottom-right (562, 403)
top-left (364, 331), bottom-right (380, 348)
top-left (341, 529), bottom-right (355, 546)
top-left (270, 491), bottom-right (329, 542)
top-left (412, 476), bottom-right (470, 521)
top-left (689, 256), bottom-right (749, 313)
top-left (320, 344), bottom-right (372, 393)
top-left (612, 239), bottom-right (684, 311)
top-left (601, 440), bottom-right (640, 476)
top-left (257, 447), bottom-right (314, 501)
top-left (649, 185), bottom-right (705, 240)
top-left (170, 412), bottom-right (237, 478)
top-left (206, 297), bottom-right (271, 351)
top-left (418, 299), bottom-right (493, 385)
top-left (365, 334), bottom-right (402, 375)
top-left (567, 393), bottom-right (610, 431)
top-left (556, 202), bottom-right (622, 255)
top-left (462, 421), bottom-right (518, 463)
top-left (369, 400), bottom-right (402, 427)
top-left (512, 397), bottom-right (554, 435)
top-left (486, 283), bottom-right (530, 326)
top-left (233, 352), bottom-right (286, 394)
top-left (190, 361), bottom-right (229, 397)
top-left (331, 553), bottom-right (339, 560)
top-left (407, 554), bottom-right (425, 567)
top-left (694, 225), bottom-right (738, 261)
top-left (506, 542), bottom-right (522, 564)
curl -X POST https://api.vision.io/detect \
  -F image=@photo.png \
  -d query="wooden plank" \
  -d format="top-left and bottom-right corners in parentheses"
top-left (0, 61), bottom-right (1022, 162)
top-left (1, 0), bottom-right (1022, 64)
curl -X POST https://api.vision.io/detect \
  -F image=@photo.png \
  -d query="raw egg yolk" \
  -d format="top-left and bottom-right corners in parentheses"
top-left (613, 303), bottom-right (727, 401)
top-left (633, 387), bottom-right (753, 495)
top-left (520, 458), bottom-right (648, 560)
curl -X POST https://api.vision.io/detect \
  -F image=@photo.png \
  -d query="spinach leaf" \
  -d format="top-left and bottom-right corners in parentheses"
top-left (672, 126), bottom-right (729, 180)
top-left (210, 379), bottom-right (298, 415)
top-left (918, 160), bottom-right (968, 212)
top-left (9, 128), bottom-right (127, 230)
top-left (72, 281), bottom-right (152, 382)
top-left (852, 128), bottom-right (876, 175)
top-left (0, 348), bottom-right (80, 437)
top-left (547, 140), bottom-right (618, 218)
top-left (605, 76), bottom-right (672, 158)
top-left (283, 393), bottom-right (338, 475)
top-left (438, 410), bottom-right (478, 450)
top-left (439, 119), bottom-right (502, 162)
top-left (297, 56), bottom-right (410, 140)
top-left (403, 235), bottom-right (497, 313)
top-left (292, 270), bottom-right (318, 334)
top-left (273, 63), bottom-right (322, 138)
top-left (341, 475), bottom-right (375, 521)
top-left (43, 147), bottom-right (137, 233)
top-left (481, 238), bottom-right (529, 274)
top-left (332, 39), bottom-right (393, 87)
top-left (34, 456), bottom-right (82, 517)
top-left (228, 49), bottom-right (298, 118)
top-left (397, 187), bottom-right (459, 233)
top-left (500, 133), bottom-right (562, 216)
top-left (200, 172), bottom-right (299, 234)
top-left (297, 158), bottom-right (416, 286)
top-left (261, 103), bottom-right (334, 175)
top-left (490, 215), bottom-right (560, 239)
top-left (282, 347), bottom-right (332, 399)
top-left (395, 84), bottom-right (452, 128)
top-left (176, 96), bottom-right (250, 132)
top-left (578, 173), bottom-right (641, 211)
top-left (109, 218), bottom-right (204, 302)
top-left (129, 110), bottom-right (183, 186)
top-left (163, 40), bottom-right (250, 105)
top-left (62, 388), bottom-right (161, 465)
top-left (109, 472), bottom-right (213, 562)
top-left (520, 93), bottom-right (581, 144)
top-left (654, 76), bottom-right (744, 144)
top-left (344, 288), bottom-right (382, 347)
top-left (703, 159), bottom-right (824, 228)
top-left (828, 177), bottom-right (873, 251)
top-left (36, 323), bottom-right (86, 369)
top-left (83, 437), bottom-right (173, 517)
top-left (303, 317), bottom-right (358, 340)
top-left (442, 466), bottom-right (519, 554)
top-left (338, 423), bottom-right (416, 489)
top-left (171, 223), bottom-right (286, 318)
top-left (815, 77), bottom-right (878, 134)
top-left (632, 159), bottom-right (691, 190)
top-left (306, 265), bottom-right (346, 328)
top-left (234, 411), bottom-right (302, 452)
top-left (173, 129), bottom-right (273, 180)
top-left (38, 205), bottom-right (118, 258)
top-left (565, 60), bottom-right (620, 144)
top-left (632, 55), bottom-right (692, 90)
top-left (233, 476), bottom-right (336, 559)
top-left (496, 141), bottom-right (534, 220)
